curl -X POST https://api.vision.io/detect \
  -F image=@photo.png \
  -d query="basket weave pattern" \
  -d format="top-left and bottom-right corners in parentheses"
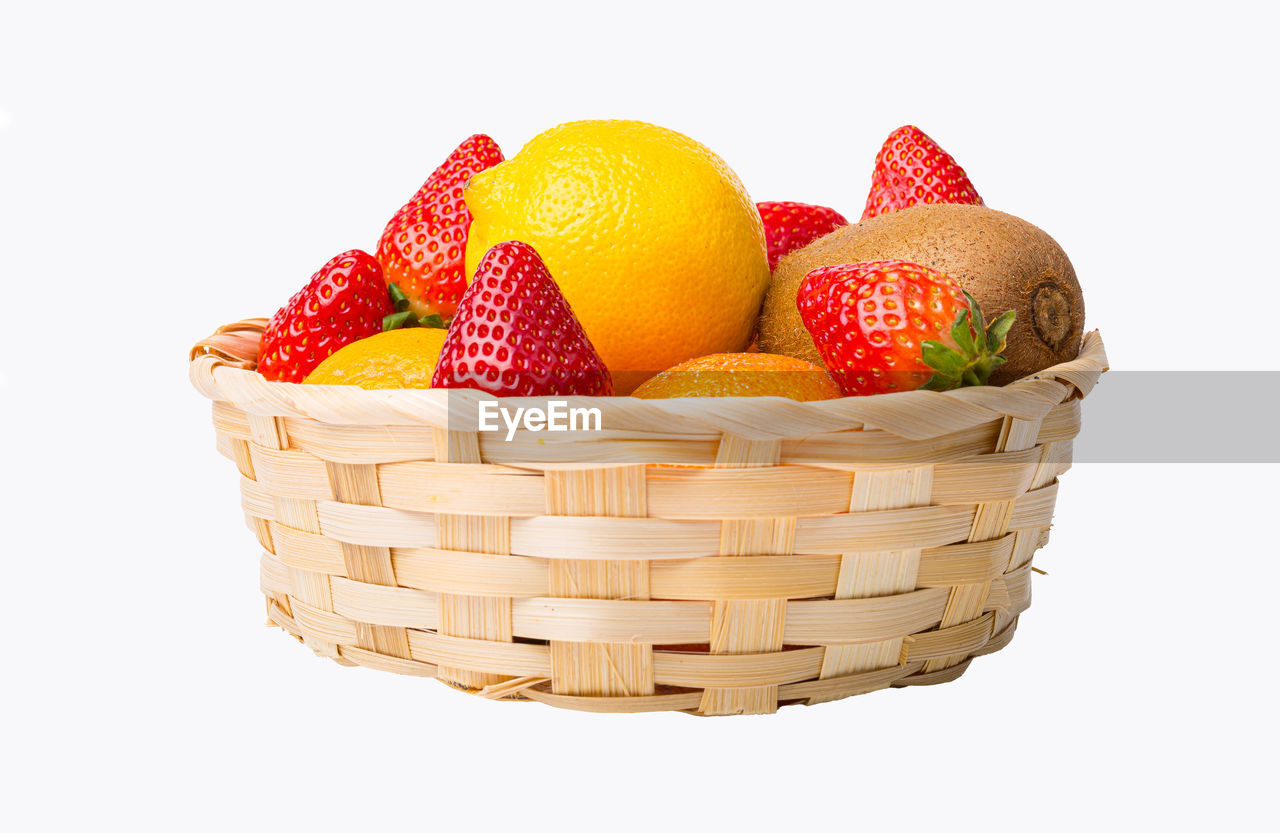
top-left (190, 320), bottom-right (1106, 715)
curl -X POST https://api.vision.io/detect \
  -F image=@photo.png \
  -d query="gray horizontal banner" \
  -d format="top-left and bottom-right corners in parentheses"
top-left (440, 372), bottom-right (1280, 463)
top-left (1072, 372), bottom-right (1279, 463)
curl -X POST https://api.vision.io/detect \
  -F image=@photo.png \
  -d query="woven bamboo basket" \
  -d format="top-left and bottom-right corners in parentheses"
top-left (190, 319), bottom-right (1106, 715)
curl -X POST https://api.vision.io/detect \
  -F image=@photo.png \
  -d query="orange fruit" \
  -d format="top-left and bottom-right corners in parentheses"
top-left (302, 327), bottom-right (447, 389)
top-left (463, 120), bottom-right (769, 392)
top-left (631, 353), bottom-right (840, 401)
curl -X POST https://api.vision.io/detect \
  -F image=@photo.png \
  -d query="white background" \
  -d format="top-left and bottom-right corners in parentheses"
top-left (2, 2), bottom-right (1277, 830)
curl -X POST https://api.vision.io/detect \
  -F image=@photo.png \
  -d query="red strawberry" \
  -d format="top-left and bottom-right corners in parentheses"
top-left (431, 241), bottom-right (612, 396)
top-left (258, 250), bottom-right (392, 383)
top-left (861, 126), bottom-right (982, 221)
top-left (376, 134), bottom-right (504, 319)
top-left (757, 201), bottom-right (849, 270)
top-left (797, 260), bottom-right (1013, 396)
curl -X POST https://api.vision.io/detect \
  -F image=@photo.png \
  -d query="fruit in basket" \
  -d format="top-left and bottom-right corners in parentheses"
top-left (302, 327), bottom-right (447, 389)
top-left (760, 204), bottom-right (1083, 384)
top-left (462, 120), bottom-right (769, 392)
top-left (376, 134), bottom-right (505, 319)
top-left (431, 241), bottom-right (612, 396)
top-left (631, 353), bottom-right (841, 401)
top-left (257, 250), bottom-right (393, 383)
top-left (757, 201), bottom-right (849, 270)
top-left (797, 260), bottom-right (1014, 396)
top-left (862, 125), bottom-right (982, 221)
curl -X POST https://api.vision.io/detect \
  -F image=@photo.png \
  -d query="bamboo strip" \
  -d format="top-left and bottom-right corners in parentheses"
top-left (900, 612), bottom-right (996, 662)
top-left (378, 461), bottom-right (545, 516)
top-left (547, 466), bottom-right (654, 697)
top-left (407, 629), bottom-right (549, 677)
top-left (512, 516), bottom-right (722, 559)
top-left (250, 516), bottom-right (274, 554)
top-left (650, 555), bottom-right (840, 600)
top-left (813, 465), bottom-right (931, 704)
top-left (262, 533), bottom-right (1017, 602)
top-left (522, 688), bottom-right (705, 714)
top-left (265, 598), bottom-right (298, 635)
top-left (1003, 563), bottom-right (1033, 616)
top-left (248, 445), bottom-right (335, 500)
top-left (894, 658), bottom-right (972, 686)
top-left (285, 420), bottom-right (437, 464)
top-left (239, 476), bottom-right (275, 521)
top-left (243, 480), bottom-right (1057, 556)
top-left (646, 466), bottom-right (853, 518)
top-left (793, 504), bottom-right (975, 552)
top-left (480, 435), bottom-right (722, 467)
top-left (476, 676), bottom-right (550, 699)
top-left (924, 416), bottom-right (1041, 672)
top-left (269, 522), bottom-right (347, 576)
top-left (259, 551), bottom-right (291, 598)
top-left (317, 501), bottom-right (438, 547)
top-left (194, 328), bottom-right (1104, 441)
top-left (784, 588), bottom-right (949, 644)
top-left (778, 661), bottom-right (925, 702)
top-left (433, 425), bottom-right (514, 690)
top-left (289, 598), bottom-right (358, 645)
top-left (975, 619), bottom-right (1019, 657)
top-left (436, 591), bottom-right (512, 688)
top-left (653, 647), bottom-right (824, 687)
top-left (1037, 399), bottom-right (1081, 443)
top-left (1008, 482), bottom-right (1058, 530)
top-left (391, 549), bottom-right (549, 598)
top-left (330, 576), bottom-right (439, 628)
top-left (914, 535), bottom-right (1015, 587)
top-left (244, 446), bottom-right (1051, 521)
top-left (249, 413), bottom-right (343, 660)
top-left (781, 421), bottom-right (1001, 470)
top-left (209, 396), bottom-right (1080, 459)
top-left (226, 436), bottom-right (252, 477)
top-left (235, 441), bottom-right (283, 606)
top-left (984, 578), bottom-right (1011, 616)
top-left (930, 448), bottom-right (1041, 504)
top-left (511, 598), bottom-right (712, 643)
top-left (701, 436), bottom-right (788, 715)
top-left (996, 439), bottom-right (1069, 631)
top-left (314, 584), bottom-right (961, 647)
top-left (339, 645), bottom-right (438, 678)
top-left (327, 461), bottom-right (411, 660)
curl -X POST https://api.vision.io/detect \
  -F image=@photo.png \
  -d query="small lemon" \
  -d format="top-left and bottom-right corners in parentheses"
top-left (464, 120), bottom-right (769, 393)
top-left (632, 353), bottom-right (841, 401)
top-left (303, 328), bottom-right (447, 389)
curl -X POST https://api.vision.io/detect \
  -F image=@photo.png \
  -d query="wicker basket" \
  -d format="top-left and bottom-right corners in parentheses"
top-left (189, 319), bottom-right (1107, 715)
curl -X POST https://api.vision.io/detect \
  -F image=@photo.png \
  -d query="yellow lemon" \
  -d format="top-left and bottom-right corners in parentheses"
top-left (464, 120), bottom-right (769, 393)
top-left (303, 328), bottom-right (447, 389)
top-left (631, 353), bottom-right (841, 401)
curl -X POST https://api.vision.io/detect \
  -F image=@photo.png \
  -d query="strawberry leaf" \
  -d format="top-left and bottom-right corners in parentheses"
top-left (920, 298), bottom-right (1017, 390)
top-left (387, 282), bottom-right (411, 313)
top-left (382, 310), bottom-right (416, 331)
top-left (419, 313), bottom-right (446, 329)
top-left (985, 309), bottom-right (1016, 354)
top-left (963, 290), bottom-right (986, 333)
top-left (922, 340), bottom-right (966, 375)
top-left (950, 310), bottom-right (976, 355)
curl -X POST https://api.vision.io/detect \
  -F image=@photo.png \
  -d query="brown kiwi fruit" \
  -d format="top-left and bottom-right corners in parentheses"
top-left (758, 203), bottom-right (1084, 385)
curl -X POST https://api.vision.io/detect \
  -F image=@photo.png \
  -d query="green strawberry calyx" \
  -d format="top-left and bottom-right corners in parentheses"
top-left (920, 291), bottom-right (1016, 391)
top-left (382, 283), bottom-right (449, 332)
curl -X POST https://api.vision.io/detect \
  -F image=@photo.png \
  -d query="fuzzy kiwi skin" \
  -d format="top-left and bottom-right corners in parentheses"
top-left (758, 203), bottom-right (1084, 386)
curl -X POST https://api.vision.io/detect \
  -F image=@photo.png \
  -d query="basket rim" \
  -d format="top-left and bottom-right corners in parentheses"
top-left (189, 319), bottom-right (1107, 442)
